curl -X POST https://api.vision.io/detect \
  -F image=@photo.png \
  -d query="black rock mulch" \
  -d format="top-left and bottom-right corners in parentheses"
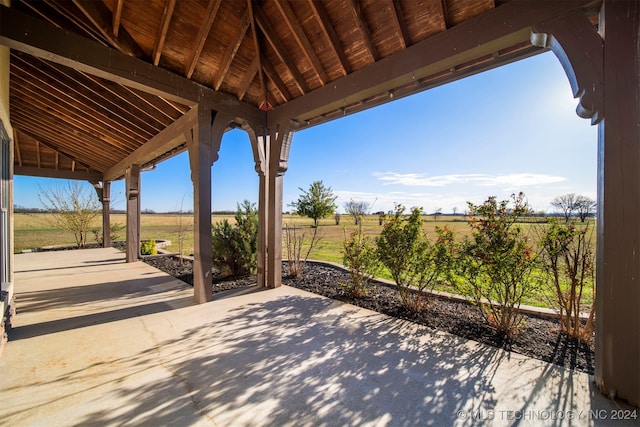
top-left (143, 256), bottom-right (594, 375)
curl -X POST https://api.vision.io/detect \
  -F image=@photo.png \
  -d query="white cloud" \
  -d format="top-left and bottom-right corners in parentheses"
top-left (373, 172), bottom-right (566, 188)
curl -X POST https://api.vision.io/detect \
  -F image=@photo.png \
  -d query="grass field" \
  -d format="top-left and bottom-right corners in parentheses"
top-left (14, 212), bottom-right (595, 309)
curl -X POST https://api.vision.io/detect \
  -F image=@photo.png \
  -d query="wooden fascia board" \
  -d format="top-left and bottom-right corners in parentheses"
top-left (0, 4), bottom-right (263, 123)
top-left (267, 0), bottom-right (591, 125)
top-left (104, 106), bottom-right (198, 181)
top-left (15, 166), bottom-right (103, 181)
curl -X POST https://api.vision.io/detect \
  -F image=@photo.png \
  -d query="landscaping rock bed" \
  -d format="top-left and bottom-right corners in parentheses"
top-left (143, 256), bottom-right (595, 375)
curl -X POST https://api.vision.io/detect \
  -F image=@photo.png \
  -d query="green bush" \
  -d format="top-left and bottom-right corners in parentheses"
top-left (456, 193), bottom-right (539, 336)
top-left (140, 239), bottom-right (157, 255)
top-left (211, 200), bottom-right (258, 276)
top-left (341, 218), bottom-right (380, 297)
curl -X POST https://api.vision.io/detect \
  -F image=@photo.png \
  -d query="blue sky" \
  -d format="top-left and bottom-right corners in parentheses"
top-left (14, 51), bottom-right (597, 214)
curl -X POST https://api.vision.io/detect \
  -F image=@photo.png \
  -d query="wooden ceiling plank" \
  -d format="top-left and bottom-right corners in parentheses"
top-left (11, 70), bottom-right (145, 151)
top-left (274, 1), bottom-right (328, 85)
top-left (15, 165), bottom-right (102, 181)
top-left (238, 56), bottom-right (259, 101)
top-left (152, 0), bottom-right (177, 66)
top-left (308, 0), bottom-right (351, 76)
top-left (213, 8), bottom-right (250, 91)
top-left (42, 0), bottom-right (111, 48)
top-left (255, 7), bottom-right (309, 95)
top-left (262, 55), bottom-right (291, 102)
top-left (268, 0), bottom-right (589, 126)
top-left (104, 106), bottom-right (198, 181)
top-left (122, 85), bottom-right (184, 122)
top-left (388, 0), bottom-right (410, 49)
top-left (247, 0), bottom-right (267, 108)
top-left (113, 0), bottom-right (124, 37)
top-left (345, 0), bottom-right (380, 62)
top-left (13, 128), bottom-right (22, 167)
top-left (72, 0), bottom-right (144, 58)
top-left (185, 0), bottom-right (223, 79)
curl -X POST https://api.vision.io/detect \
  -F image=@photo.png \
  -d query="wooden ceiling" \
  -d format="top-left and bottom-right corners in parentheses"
top-left (3, 0), bottom-right (601, 181)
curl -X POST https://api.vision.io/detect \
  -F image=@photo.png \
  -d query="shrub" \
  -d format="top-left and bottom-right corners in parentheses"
top-left (211, 200), bottom-right (258, 276)
top-left (341, 218), bottom-right (380, 297)
top-left (92, 222), bottom-right (125, 245)
top-left (376, 205), bottom-right (452, 311)
top-left (538, 218), bottom-right (595, 342)
top-left (140, 239), bottom-right (157, 255)
top-left (456, 193), bottom-right (539, 336)
top-left (284, 223), bottom-right (322, 278)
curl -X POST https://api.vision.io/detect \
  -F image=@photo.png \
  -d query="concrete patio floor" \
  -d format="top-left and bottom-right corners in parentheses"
top-left (1, 248), bottom-right (637, 427)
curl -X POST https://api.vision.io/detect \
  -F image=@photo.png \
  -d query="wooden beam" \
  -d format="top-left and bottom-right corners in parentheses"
top-left (112, 0), bottom-right (124, 37)
top-left (13, 129), bottom-right (22, 167)
top-left (104, 106), bottom-right (198, 181)
top-left (238, 56), bottom-right (259, 101)
top-left (255, 7), bottom-right (309, 95)
top-left (345, 0), bottom-right (379, 62)
top-left (36, 140), bottom-right (41, 168)
top-left (388, 0), bottom-right (410, 49)
top-left (308, 0), bottom-right (351, 76)
top-left (262, 54), bottom-right (292, 102)
top-left (152, 0), bottom-right (177, 66)
top-left (14, 166), bottom-right (102, 181)
top-left (268, 0), bottom-right (591, 125)
top-left (439, 0), bottom-right (451, 29)
top-left (0, 3), bottom-right (261, 121)
top-left (213, 9), bottom-right (250, 90)
top-left (72, 0), bottom-right (144, 58)
top-left (274, 1), bottom-right (328, 85)
top-left (185, 0), bottom-right (222, 79)
top-left (248, 0), bottom-right (267, 108)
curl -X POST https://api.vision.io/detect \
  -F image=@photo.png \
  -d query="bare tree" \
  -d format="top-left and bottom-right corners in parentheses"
top-left (344, 199), bottom-right (371, 225)
top-left (452, 207), bottom-right (458, 216)
top-left (550, 193), bottom-right (578, 222)
top-left (174, 194), bottom-right (193, 264)
top-left (38, 181), bottom-right (101, 248)
top-left (575, 195), bottom-right (596, 222)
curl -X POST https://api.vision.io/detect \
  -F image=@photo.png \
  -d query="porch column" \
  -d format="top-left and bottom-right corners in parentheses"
top-left (266, 122), bottom-right (294, 288)
top-left (187, 105), bottom-right (232, 303)
top-left (125, 164), bottom-right (141, 263)
top-left (92, 181), bottom-right (111, 248)
top-left (244, 122), bottom-right (268, 287)
top-left (595, 0), bottom-right (640, 406)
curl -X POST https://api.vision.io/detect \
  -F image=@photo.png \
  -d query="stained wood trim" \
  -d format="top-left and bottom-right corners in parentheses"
top-left (185, 0), bottom-right (222, 79)
top-left (104, 107), bottom-right (199, 181)
top-left (15, 166), bottom-right (103, 181)
top-left (308, 0), bottom-right (351, 76)
top-left (152, 0), bottom-right (177, 66)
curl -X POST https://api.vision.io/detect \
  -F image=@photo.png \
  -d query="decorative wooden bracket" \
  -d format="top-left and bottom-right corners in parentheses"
top-left (532, 10), bottom-right (604, 124)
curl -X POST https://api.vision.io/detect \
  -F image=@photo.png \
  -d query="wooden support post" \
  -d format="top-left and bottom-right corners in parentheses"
top-left (595, 0), bottom-right (640, 407)
top-left (187, 104), bottom-right (232, 303)
top-left (265, 121), bottom-right (294, 288)
top-left (125, 164), bottom-right (141, 263)
top-left (101, 181), bottom-right (111, 248)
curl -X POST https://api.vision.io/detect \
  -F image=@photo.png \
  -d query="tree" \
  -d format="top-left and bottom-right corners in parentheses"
top-left (550, 193), bottom-right (578, 222)
top-left (38, 181), bottom-right (101, 248)
top-left (344, 199), bottom-right (371, 225)
top-left (289, 181), bottom-right (337, 227)
top-left (574, 195), bottom-right (596, 222)
top-left (433, 207), bottom-right (442, 221)
top-left (211, 200), bottom-right (258, 276)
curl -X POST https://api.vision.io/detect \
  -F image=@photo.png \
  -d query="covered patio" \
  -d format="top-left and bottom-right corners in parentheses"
top-left (1, 248), bottom-right (632, 426)
top-left (0, 0), bottom-right (638, 409)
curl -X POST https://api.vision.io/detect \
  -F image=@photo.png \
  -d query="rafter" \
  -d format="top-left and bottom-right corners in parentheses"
top-left (274, 1), bottom-right (328, 85)
top-left (42, 0), bottom-right (110, 47)
top-left (72, 0), bottom-right (143, 57)
top-left (262, 54), bottom-right (292, 102)
top-left (15, 128), bottom-right (98, 172)
top-left (112, 0), bottom-right (124, 37)
top-left (345, 0), bottom-right (379, 62)
top-left (308, 0), bottom-right (351, 76)
top-left (255, 7), bottom-right (309, 95)
top-left (440, 0), bottom-right (451, 29)
top-left (238, 56), bottom-right (259, 101)
top-left (388, 0), bottom-right (410, 49)
top-left (247, 0), bottom-right (267, 109)
top-left (213, 8), bottom-right (250, 90)
top-left (152, 0), bottom-right (176, 66)
top-left (14, 165), bottom-right (102, 181)
top-left (36, 140), bottom-right (41, 168)
top-left (185, 0), bottom-right (222, 79)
